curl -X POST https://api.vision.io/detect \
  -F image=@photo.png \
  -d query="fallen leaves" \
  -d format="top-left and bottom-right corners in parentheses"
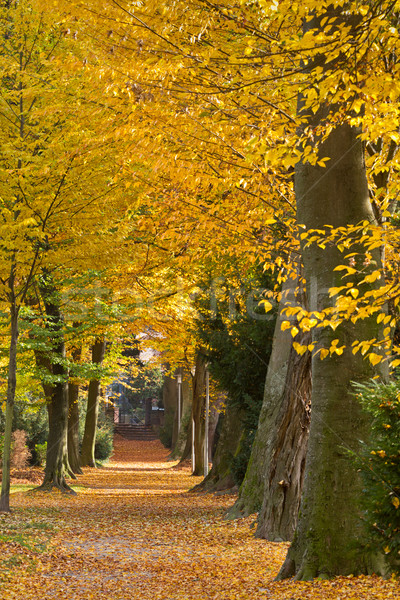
top-left (0, 438), bottom-right (398, 599)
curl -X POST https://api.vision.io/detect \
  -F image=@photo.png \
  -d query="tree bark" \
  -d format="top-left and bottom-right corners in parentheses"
top-left (255, 329), bottom-right (311, 541)
top-left (277, 122), bottom-right (386, 578)
top-left (193, 401), bottom-right (243, 493)
top-left (80, 338), bottom-right (106, 468)
top-left (68, 344), bottom-right (82, 475)
top-left (228, 275), bottom-right (308, 523)
top-left (37, 273), bottom-right (74, 492)
top-left (0, 303), bottom-right (19, 512)
top-left (189, 353), bottom-right (207, 475)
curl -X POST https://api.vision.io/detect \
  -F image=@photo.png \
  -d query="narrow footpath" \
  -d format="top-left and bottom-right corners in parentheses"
top-left (1, 438), bottom-right (399, 600)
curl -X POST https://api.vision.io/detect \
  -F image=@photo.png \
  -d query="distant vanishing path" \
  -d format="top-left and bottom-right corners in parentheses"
top-left (0, 438), bottom-right (399, 600)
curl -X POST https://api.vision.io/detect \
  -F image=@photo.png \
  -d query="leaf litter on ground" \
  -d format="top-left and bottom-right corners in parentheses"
top-left (0, 438), bottom-right (399, 600)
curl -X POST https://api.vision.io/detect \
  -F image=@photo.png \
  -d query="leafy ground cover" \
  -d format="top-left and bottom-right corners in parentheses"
top-left (0, 438), bottom-right (399, 600)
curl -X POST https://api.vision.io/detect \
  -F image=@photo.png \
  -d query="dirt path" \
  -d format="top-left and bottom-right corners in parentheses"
top-left (1, 438), bottom-right (399, 600)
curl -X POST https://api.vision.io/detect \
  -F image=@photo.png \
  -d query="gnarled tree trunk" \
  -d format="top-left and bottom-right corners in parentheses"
top-left (228, 275), bottom-right (310, 530)
top-left (255, 329), bottom-right (311, 541)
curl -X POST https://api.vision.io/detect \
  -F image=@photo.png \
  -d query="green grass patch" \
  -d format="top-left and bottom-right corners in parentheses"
top-left (10, 484), bottom-right (36, 494)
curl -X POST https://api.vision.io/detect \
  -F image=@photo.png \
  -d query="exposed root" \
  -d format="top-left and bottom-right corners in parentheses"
top-left (35, 478), bottom-right (77, 495)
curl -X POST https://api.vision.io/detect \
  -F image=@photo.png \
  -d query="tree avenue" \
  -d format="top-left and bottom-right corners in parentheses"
top-left (1, 0), bottom-right (400, 584)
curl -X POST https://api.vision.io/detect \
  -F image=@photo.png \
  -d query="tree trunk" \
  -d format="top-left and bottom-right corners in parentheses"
top-left (80, 338), bottom-right (106, 468)
top-left (68, 381), bottom-right (81, 474)
top-left (41, 377), bottom-right (74, 491)
top-left (255, 329), bottom-right (311, 541)
top-left (190, 353), bottom-right (207, 475)
top-left (171, 371), bottom-right (192, 459)
top-left (228, 275), bottom-right (306, 521)
top-left (0, 304), bottom-right (19, 513)
top-left (193, 401), bottom-right (243, 493)
top-left (37, 273), bottom-right (74, 492)
top-left (278, 119), bottom-right (386, 578)
top-left (68, 340), bottom-right (82, 475)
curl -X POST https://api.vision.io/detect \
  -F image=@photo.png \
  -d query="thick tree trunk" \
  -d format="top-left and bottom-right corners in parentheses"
top-left (255, 330), bottom-right (311, 541)
top-left (80, 338), bottom-right (106, 467)
top-left (41, 378), bottom-right (74, 491)
top-left (37, 273), bottom-right (74, 492)
top-left (278, 122), bottom-right (386, 579)
top-left (0, 304), bottom-right (19, 513)
top-left (228, 275), bottom-right (307, 521)
top-left (193, 401), bottom-right (243, 493)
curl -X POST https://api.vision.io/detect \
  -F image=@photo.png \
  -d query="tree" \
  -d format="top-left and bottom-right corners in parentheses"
top-left (81, 337), bottom-right (106, 468)
top-left (36, 272), bottom-right (74, 491)
top-left (277, 6), bottom-right (389, 579)
top-left (68, 342), bottom-right (82, 475)
top-left (229, 273), bottom-right (311, 544)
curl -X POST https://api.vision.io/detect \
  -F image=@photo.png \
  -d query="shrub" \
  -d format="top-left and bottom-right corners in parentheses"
top-left (11, 430), bottom-right (31, 469)
top-left (35, 442), bottom-right (47, 467)
top-left (94, 424), bottom-right (114, 462)
top-left (353, 380), bottom-right (400, 572)
top-left (4, 430), bottom-right (32, 469)
top-left (12, 399), bottom-right (48, 464)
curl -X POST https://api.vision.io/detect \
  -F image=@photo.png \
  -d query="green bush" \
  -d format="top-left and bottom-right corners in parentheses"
top-left (35, 442), bottom-right (47, 467)
top-left (94, 424), bottom-right (114, 462)
top-left (353, 380), bottom-right (400, 572)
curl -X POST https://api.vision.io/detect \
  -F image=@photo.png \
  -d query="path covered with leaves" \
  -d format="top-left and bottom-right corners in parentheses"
top-left (1, 438), bottom-right (399, 600)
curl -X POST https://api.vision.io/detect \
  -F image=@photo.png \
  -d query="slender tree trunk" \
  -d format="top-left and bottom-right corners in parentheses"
top-left (177, 407), bottom-right (192, 461)
top-left (190, 353), bottom-right (207, 475)
top-left (171, 371), bottom-right (192, 459)
top-left (80, 338), bottom-right (106, 468)
top-left (277, 123), bottom-right (386, 578)
top-left (68, 380), bottom-right (81, 474)
top-left (68, 347), bottom-right (82, 474)
top-left (67, 337), bottom-right (82, 474)
top-left (0, 303), bottom-right (19, 513)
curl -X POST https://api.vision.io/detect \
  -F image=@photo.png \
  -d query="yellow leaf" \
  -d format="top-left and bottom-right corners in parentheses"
top-left (349, 288), bottom-right (359, 299)
top-left (363, 270), bottom-right (381, 284)
top-left (291, 326), bottom-right (299, 338)
top-left (369, 353), bottom-right (383, 366)
top-left (392, 496), bottom-right (400, 509)
top-left (280, 320), bottom-right (291, 331)
top-left (262, 300), bottom-right (273, 312)
top-left (293, 342), bottom-right (308, 355)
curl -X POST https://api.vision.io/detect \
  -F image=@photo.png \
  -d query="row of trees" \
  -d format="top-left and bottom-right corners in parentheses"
top-left (1, 0), bottom-right (399, 582)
